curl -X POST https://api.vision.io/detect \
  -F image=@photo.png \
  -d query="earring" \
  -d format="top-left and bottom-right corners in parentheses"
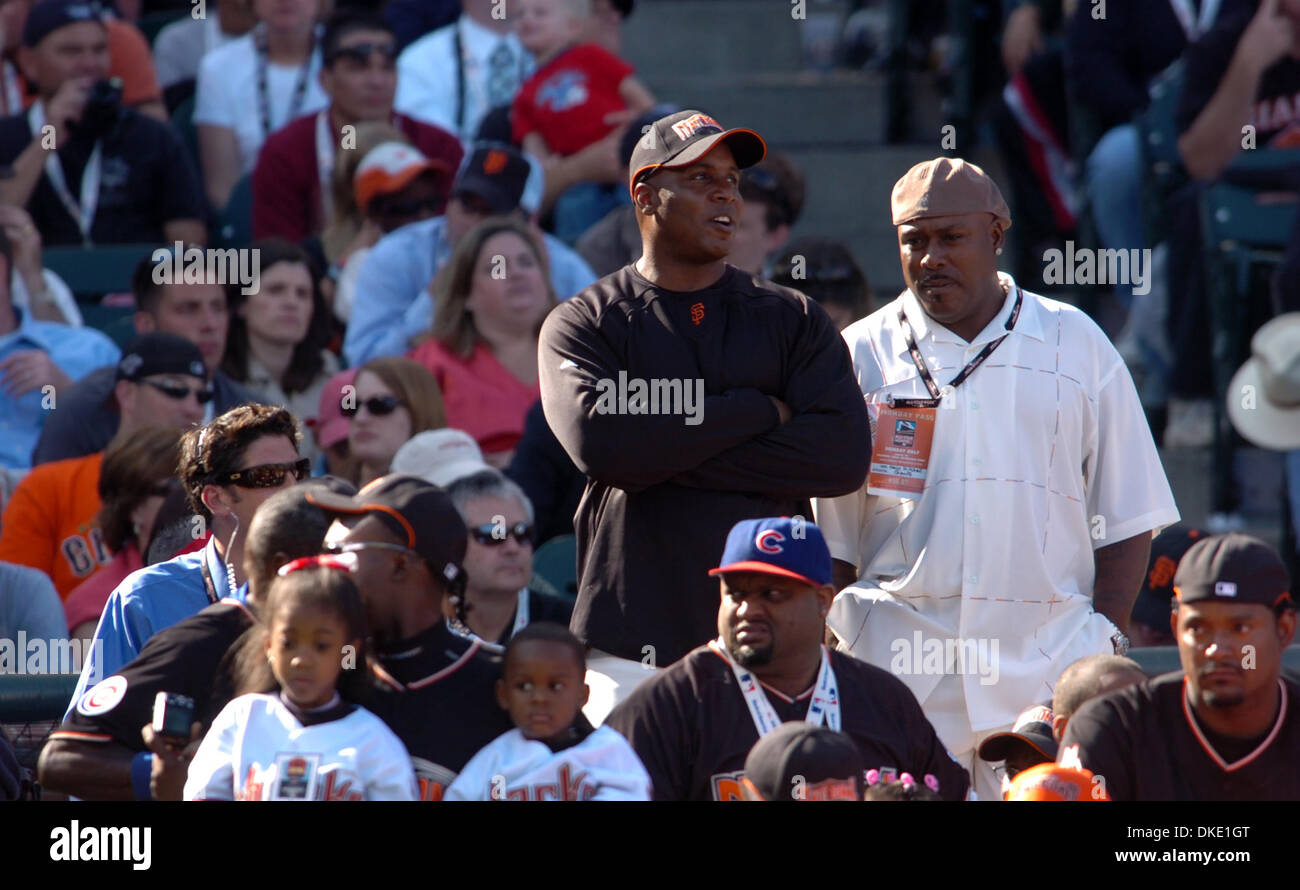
top-left (995, 247), bottom-right (1003, 256)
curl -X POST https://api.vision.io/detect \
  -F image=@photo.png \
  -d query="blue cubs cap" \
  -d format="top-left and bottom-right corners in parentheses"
top-left (709, 517), bottom-right (831, 588)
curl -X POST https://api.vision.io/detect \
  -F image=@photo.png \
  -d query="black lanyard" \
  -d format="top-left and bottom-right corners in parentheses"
top-left (255, 24), bottom-right (314, 139)
top-left (198, 551), bottom-right (221, 605)
top-left (891, 285), bottom-right (1024, 409)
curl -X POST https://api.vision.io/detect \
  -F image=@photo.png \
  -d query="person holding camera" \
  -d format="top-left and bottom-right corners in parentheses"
top-left (0, 0), bottom-right (206, 247)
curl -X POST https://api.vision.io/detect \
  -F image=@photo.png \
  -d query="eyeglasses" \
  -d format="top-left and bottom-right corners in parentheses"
top-left (322, 540), bottom-right (430, 567)
top-left (214, 458), bottom-right (311, 488)
top-left (326, 42), bottom-right (398, 66)
top-left (340, 395), bottom-right (405, 418)
top-left (469, 522), bottom-right (534, 547)
top-left (143, 379), bottom-right (215, 404)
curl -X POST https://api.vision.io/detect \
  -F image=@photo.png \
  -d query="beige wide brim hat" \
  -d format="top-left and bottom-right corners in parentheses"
top-left (1227, 313), bottom-right (1300, 451)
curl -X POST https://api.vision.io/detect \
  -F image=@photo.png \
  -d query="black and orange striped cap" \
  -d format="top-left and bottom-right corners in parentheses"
top-left (305, 474), bottom-right (467, 586)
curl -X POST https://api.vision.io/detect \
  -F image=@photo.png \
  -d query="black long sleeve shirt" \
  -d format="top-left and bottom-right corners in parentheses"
top-left (538, 264), bottom-right (870, 664)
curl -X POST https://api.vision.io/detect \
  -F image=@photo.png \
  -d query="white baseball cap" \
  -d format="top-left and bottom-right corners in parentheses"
top-left (1227, 312), bottom-right (1300, 451)
top-left (391, 429), bottom-right (491, 488)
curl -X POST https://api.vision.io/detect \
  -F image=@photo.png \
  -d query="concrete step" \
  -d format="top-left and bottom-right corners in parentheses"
top-left (622, 0), bottom-right (853, 76)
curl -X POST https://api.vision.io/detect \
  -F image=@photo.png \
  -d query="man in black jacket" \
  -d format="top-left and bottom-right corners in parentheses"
top-left (538, 110), bottom-right (870, 674)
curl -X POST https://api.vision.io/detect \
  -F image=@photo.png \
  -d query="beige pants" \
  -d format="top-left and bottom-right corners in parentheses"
top-left (923, 672), bottom-right (1017, 801)
top-left (583, 649), bottom-right (661, 726)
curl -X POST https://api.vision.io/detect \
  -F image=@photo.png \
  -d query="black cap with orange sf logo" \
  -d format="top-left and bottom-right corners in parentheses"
top-left (628, 109), bottom-right (766, 195)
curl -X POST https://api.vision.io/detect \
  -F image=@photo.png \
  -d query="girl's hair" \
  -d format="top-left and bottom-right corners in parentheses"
top-left (235, 565), bottom-right (371, 705)
top-left (320, 121), bottom-right (408, 263)
top-left (354, 356), bottom-right (447, 436)
top-left (222, 238), bottom-right (332, 395)
top-left (427, 217), bottom-right (556, 358)
top-left (94, 426), bottom-right (182, 554)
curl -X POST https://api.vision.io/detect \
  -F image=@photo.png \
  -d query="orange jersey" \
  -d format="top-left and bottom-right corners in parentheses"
top-left (0, 452), bottom-right (109, 599)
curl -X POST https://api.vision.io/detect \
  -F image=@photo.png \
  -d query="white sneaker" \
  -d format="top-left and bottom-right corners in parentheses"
top-left (1164, 398), bottom-right (1214, 449)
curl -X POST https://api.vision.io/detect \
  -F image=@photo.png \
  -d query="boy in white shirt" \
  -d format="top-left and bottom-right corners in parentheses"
top-left (445, 622), bottom-right (650, 800)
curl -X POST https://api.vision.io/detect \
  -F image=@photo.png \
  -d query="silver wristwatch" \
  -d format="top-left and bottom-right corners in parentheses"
top-left (1111, 630), bottom-right (1131, 656)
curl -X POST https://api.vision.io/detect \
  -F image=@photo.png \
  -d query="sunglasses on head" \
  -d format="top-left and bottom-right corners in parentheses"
top-left (143, 379), bottom-right (215, 404)
top-left (469, 522), bottom-right (534, 547)
top-left (214, 458), bottom-right (311, 488)
top-left (326, 42), bottom-right (398, 66)
top-left (341, 395), bottom-right (405, 418)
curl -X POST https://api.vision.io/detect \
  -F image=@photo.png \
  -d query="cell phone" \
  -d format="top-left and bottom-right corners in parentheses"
top-left (151, 692), bottom-right (195, 746)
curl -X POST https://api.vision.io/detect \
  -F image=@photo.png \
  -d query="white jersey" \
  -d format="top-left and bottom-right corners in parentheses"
top-left (184, 693), bottom-right (417, 801)
top-left (443, 726), bottom-right (652, 801)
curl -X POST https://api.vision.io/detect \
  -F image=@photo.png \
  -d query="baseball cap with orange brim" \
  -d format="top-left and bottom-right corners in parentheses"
top-left (977, 704), bottom-right (1057, 763)
top-left (628, 109), bottom-right (766, 195)
top-left (708, 517), bottom-right (831, 588)
top-left (353, 142), bottom-right (452, 214)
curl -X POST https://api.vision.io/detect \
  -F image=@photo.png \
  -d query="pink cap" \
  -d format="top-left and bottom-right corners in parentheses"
top-left (313, 368), bottom-right (358, 449)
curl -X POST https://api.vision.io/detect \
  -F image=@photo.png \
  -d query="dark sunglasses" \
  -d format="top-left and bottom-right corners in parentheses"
top-left (215, 458), bottom-right (311, 488)
top-left (373, 195), bottom-right (445, 219)
top-left (469, 522), bottom-right (534, 547)
top-left (326, 42), bottom-right (398, 66)
top-left (341, 395), bottom-right (405, 418)
top-left (143, 379), bottom-right (215, 404)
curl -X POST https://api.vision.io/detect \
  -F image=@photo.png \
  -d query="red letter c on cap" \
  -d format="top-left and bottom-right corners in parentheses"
top-left (756, 530), bottom-right (785, 553)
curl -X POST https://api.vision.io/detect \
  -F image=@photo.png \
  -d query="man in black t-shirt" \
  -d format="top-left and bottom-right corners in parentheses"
top-left (0, 0), bottom-right (206, 246)
top-left (309, 475), bottom-right (513, 801)
top-left (1060, 533), bottom-right (1300, 800)
top-left (604, 517), bottom-right (969, 801)
top-left (539, 110), bottom-right (870, 671)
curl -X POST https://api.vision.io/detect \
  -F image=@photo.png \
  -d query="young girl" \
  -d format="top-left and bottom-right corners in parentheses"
top-left (184, 558), bottom-right (417, 800)
top-left (444, 622), bottom-right (651, 800)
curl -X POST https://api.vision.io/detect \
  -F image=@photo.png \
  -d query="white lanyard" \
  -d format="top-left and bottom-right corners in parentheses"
top-left (29, 101), bottom-right (100, 245)
top-left (1, 61), bottom-right (23, 116)
top-left (1168, 0), bottom-right (1219, 40)
top-left (511, 588), bottom-right (530, 639)
top-left (710, 639), bottom-right (841, 736)
top-left (315, 109), bottom-right (334, 223)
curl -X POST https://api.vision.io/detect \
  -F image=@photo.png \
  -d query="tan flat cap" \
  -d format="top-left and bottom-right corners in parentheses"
top-left (891, 157), bottom-right (1011, 227)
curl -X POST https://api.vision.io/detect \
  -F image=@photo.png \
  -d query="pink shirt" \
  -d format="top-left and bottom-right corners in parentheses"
top-left (408, 339), bottom-right (540, 455)
top-left (64, 543), bottom-right (144, 633)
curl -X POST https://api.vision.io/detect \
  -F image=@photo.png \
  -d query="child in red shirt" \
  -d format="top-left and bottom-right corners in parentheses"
top-left (511, 0), bottom-right (655, 243)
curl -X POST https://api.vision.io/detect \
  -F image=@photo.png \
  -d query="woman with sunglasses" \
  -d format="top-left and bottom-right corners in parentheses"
top-left (409, 218), bottom-right (556, 468)
top-left (345, 357), bottom-right (447, 486)
top-left (221, 240), bottom-right (339, 465)
top-left (195, 0), bottom-right (330, 210)
top-left (62, 428), bottom-right (184, 644)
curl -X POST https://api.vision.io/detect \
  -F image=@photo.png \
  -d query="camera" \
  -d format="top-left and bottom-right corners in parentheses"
top-left (151, 691), bottom-right (195, 746)
top-left (78, 77), bottom-right (123, 139)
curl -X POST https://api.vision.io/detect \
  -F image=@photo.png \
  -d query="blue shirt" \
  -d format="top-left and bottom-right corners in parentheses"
top-left (0, 309), bottom-right (120, 470)
top-left (0, 561), bottom-right (68, 642)
top-left (342, 215), bottom-right (597, 367)
top-left (65, 537), bottom-right (243, 720)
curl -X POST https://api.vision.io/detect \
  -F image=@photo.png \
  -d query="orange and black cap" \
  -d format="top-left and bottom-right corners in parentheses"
top-left (628, 109), bottom-right (766, 196)
top-left (305, 474), bottom-right (467, 588)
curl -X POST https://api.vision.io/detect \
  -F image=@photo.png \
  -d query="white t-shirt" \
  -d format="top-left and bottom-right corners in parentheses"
top-left (443, 725), bottom-right (651, 800)
top-left (184, 693), bottom-right (417, 801)
top-left (193, 34), bottom-right (328, 175)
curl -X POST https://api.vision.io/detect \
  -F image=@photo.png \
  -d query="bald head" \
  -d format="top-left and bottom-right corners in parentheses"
top-left (1051, 654), bottom-right (1147, 742)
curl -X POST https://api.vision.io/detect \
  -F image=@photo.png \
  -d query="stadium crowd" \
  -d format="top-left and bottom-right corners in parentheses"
top-left (0, 0), bottom-right (1298, 802)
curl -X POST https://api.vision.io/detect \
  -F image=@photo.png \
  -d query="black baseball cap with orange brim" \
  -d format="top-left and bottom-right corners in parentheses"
top-left (628, 109), bottom-right (766, 196)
